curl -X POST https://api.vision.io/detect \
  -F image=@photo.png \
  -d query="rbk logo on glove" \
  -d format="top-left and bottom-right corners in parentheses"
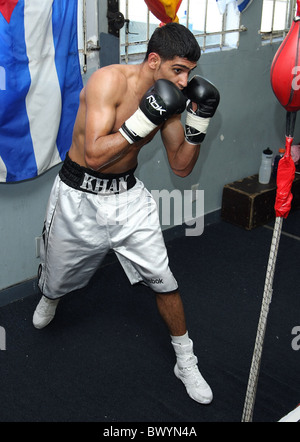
top-left (145, 94), bottom-right (167, 117)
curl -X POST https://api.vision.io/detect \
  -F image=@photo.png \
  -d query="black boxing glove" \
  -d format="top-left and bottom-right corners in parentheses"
top-left (183, 76), bottom-right (220, 145)
top-left (119, 79), bottom-right (186, 144)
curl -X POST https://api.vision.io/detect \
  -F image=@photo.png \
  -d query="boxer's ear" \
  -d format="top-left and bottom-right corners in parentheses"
top-left (147, 52), bottom-right (161, 70)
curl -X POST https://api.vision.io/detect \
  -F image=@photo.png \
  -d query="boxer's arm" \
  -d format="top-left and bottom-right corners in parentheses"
top-left (84, 69), bottom-right (130, 171)
top-left (162, 76), bottom-right (220, 177)
top-left (161, 115), bottom-right (200, 178)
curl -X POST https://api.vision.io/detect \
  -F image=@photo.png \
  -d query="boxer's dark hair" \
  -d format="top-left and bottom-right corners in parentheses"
top-left (145, 22), bottom-right (201, 63)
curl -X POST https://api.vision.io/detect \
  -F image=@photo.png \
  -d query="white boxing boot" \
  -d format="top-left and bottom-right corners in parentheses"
top-left (172, 338), bottom-right (213, 405)
top-left (33, 295), bottom-right (60, 329)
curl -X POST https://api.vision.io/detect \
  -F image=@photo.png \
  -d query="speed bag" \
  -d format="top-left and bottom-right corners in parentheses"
top-left (270, 17), bottom-right (300, 112)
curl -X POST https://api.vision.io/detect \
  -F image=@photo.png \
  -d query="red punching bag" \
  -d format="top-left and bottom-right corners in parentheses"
top-left (270, 1), bottom-right (300, 218)
top-left (270, 3), bottom-right (300, 112)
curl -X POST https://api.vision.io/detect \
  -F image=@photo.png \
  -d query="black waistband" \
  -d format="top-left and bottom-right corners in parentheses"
top-left (59, 153), bottom-right (137, 195)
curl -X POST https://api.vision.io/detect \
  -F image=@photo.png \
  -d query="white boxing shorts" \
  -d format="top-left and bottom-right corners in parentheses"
top-left (38, 153), bottom-right (178, 299)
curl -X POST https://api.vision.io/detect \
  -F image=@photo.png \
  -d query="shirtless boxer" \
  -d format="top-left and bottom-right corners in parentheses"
top-left (33, 23), bottom-right (219, 405)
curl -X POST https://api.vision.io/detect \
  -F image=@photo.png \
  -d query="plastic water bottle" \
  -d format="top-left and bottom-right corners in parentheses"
top-left (272, 147), bottom-right (285, 179)
top-left (258, 148), bottom-right (273, 184)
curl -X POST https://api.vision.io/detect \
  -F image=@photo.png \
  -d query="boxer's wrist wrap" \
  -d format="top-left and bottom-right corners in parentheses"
top-left (119, 108), bottom-right (158, 144)
top-left (185, 111), bottom-right (211, 145)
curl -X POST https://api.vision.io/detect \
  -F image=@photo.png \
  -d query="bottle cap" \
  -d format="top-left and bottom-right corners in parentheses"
top-left (263, 148), bottom-right (273, 155)
top-left (279, 148), bottom-right (285, 153)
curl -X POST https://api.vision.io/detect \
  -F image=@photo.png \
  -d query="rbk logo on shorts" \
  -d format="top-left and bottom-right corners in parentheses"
top-left (80, 172), bottom-right (129, 194)
top-left (146, 278), bottom-right (164, 284)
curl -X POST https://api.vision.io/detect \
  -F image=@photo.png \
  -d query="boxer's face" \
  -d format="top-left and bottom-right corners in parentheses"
top-left (148, 53), bottom-right (197, 90)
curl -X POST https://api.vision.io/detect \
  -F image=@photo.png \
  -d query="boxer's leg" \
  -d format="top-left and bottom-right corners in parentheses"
top-left (156, 290), bottom-right (212, 404)
top-left (112, 181), bottom-right (212, 404)
top-left (155, 290), bottom-right (186, 336)
top-left (33, 177), bottom-right (110, 329)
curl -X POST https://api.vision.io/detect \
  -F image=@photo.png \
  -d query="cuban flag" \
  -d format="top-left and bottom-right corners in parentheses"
top-left (0, 0), bottom-right (83, 182)
top-left (216, 0), bottom-right (253, 14)
top-left (236, 0), bottom-right (253, 12)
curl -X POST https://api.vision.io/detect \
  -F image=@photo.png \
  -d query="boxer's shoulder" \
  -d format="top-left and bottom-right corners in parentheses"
top-left (85, 65), bottom-right (140, 106)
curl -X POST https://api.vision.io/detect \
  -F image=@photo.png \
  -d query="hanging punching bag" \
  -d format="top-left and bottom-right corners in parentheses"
top-left (270, 1), bottom-right (300, 218)
top-left (270, 2), bottom-right (300, 112)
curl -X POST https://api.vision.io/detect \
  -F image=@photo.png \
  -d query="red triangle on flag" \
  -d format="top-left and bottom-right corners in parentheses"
top-left (0, 0), bottom-right (19, 24)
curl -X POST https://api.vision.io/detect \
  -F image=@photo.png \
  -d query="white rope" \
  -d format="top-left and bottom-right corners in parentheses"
top-left (241, 216), bottom-right (283, 422)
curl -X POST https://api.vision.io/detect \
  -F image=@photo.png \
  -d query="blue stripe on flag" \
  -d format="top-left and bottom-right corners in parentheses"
top-left (216, 0), bottom-right (253, 14)
top-left (0, 0), bottom-right (37, 182)
top-left (52, 0), bottom-right (83, 161)
top-left (237, 0), bottom-right (253, 12)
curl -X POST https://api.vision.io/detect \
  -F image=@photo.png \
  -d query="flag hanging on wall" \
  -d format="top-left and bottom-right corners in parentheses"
top-left (236, 0), bottom-right (253, 12)
top-left (0, 0), bottom-right (83, 183)
top-left (216, 0), bottom-right (253, 14)
top-left (144, 0), bottom-right (183, 23)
